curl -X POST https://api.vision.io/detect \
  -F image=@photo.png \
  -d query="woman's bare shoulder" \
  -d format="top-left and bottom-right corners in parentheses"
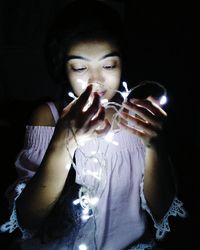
top-left (28, 103), bottom-right (56, 126)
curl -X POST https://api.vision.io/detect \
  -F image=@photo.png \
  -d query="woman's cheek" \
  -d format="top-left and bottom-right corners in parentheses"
top-left (73, 77), bottom-right (88, 96)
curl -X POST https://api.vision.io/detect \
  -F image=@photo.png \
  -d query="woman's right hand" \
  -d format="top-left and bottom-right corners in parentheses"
top-left (15, 88), bottom-right (107, 229)
top-left (54, 85), bottom-right (110, 147)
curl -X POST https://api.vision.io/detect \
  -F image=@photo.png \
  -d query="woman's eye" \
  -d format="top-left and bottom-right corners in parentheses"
top-left (103, 65), bottom-right (116, 70)
top-left (71, 66), bottom-right (87, 72)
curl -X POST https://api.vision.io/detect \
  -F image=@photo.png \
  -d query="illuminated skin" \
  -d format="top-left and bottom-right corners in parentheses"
top-left (63, 41), bottom-right (174, 223)
top-left (66, 40), bottom-right (122, 101)
top-left (58, 39), bottom-right (122, 141)
top-left (119, 97), bottom-right (167, 148)
top-left (16, 39), bottom-right (175, 231)
top-left (16, 40), bottom-right (123, 229)
top-left (65, 40), bottom-right (168, 148)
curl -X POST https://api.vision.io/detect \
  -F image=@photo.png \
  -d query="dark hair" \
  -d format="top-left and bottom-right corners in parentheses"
top-left (39, 0), bottom-right (124, 242)
top-left (44, 0), bottom-right (124, 107)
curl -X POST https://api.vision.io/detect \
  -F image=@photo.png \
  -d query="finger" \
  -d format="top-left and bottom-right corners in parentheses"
top-left (75, 84), bottom-right (93, 111)
top-left (147, 96), bottom-right (167, 114)
top-left (95, 119), bottom-right (111, 137)
top-left (83, 92), bottom-right (101, 122)
top-left (130, 99), bottom-right (167, 116)
top-left (119, 118), bottom-right (146, 139)
top-left (88, 106), bottom-right (105, 128)
top-left (61, 99), bottom-right (76, 118)
top-left (123, 101), bottom-right (165, 127)
top-left (119, 112), bottom-right (158, 137)
top-left (119, 111), bottom-right (163, 131)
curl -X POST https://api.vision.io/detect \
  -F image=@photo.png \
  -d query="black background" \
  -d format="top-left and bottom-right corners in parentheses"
top-left (0, 0), bottom-right (197, 249)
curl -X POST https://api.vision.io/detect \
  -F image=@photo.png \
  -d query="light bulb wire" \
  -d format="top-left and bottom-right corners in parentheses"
top-left (65, 80), bottom-right (167, 249)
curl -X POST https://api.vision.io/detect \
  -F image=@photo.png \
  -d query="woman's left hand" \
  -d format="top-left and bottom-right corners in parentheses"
top-left (119, 98), bottom-right (167, 148)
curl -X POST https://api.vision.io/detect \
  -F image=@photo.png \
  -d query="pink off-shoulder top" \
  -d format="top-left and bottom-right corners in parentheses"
top-left (1, 102), bottom-right (186, 250)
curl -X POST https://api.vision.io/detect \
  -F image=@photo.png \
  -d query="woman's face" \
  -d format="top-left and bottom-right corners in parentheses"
top-left (65, 39), bottom-right (122, 101)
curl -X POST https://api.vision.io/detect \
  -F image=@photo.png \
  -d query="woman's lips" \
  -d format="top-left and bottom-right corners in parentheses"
top-left (97, 90), bottom-right (106, 97)
top-left (96, 90), bottom-right (107, 97)
top-left (92, 89), bottom-right (107, 97)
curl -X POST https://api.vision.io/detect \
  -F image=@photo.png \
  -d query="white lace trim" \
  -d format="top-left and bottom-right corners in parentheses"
top-left (0, 182), bottom-right (32, 239)
top-left (140, 178), bottom-right (187, 240)
top-left (129, 240), bottom-right (156, 249)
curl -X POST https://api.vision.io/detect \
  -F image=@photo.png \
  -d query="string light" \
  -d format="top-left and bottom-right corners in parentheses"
top-left (83, 169), bottom-right (102, 180)
top-left (68, 80), bottom-right (168, 183)
top-left (68, 91), bottom-right (77, 99)
top-left (120, 81), bottom-right (130, 100)
top-left (122, 81), bottom-right (129, 93)
top-left (89, 197), bottom-right (99, 206)
top-left (112, 141), bottom-right (119, 146)
top-left (159, 95), bottom-right (167, 105)
top-left (79, 244), bottom-right (88, 250)
top-left (93, 158), bottom-right (98, 163)
top-left (104, 131), bottom-right (115, 142)
top-left (73, 199), bottom-right (80, 205)
top-left (81, 214), bottom-right (92, 222)
top-left (68, 80), bottom-right (168, 249)
top-left (81, 206), bottom-right (92, 222)
top-left (101, 98), bottom-right (108, 105)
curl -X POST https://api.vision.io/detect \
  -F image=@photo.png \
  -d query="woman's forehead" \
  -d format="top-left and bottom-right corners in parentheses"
top-left (66, 40), bottom-right (120, 59)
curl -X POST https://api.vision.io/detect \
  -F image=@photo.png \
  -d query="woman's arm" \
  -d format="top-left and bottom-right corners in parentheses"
top-left (143, 142), bottom-right (176, 221)
top-left (16, 107), bottom-right (77, 230)
top-left (119, 98), bottom-right (176, 221)
top-left (16, 85), bottom-right (108, 230)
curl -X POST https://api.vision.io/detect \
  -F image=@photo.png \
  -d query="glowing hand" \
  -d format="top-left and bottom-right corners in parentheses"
top-left (119, 98), bottom-right (167, 148)
top-left (57, 85), bottom-right (110, 146)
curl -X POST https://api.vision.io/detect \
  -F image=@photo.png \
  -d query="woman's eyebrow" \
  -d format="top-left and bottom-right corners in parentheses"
top-left (66, 52), bottom-right (120, 62)
top-left (66, 55), bottom-right (89, 61)
top-left (100, 51), bottom-right (120, 60)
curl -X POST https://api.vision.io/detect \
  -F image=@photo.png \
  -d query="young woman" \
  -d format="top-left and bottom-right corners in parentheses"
top-left (1, 1), bottom-right (186, 249)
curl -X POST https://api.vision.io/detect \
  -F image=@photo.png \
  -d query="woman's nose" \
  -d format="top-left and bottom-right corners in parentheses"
top-left (88, 70), bottom-right (104, 88)
top-left (89, 82), bottom-right (103, 92)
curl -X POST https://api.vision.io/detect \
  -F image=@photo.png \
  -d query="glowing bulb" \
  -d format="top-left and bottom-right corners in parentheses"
top-left (89, 197), bottom-right (99, 206)
top-left (119, 81), bottom-right (130, 100)
top-left (112, 141), bottom-right (119, 146)
top-left (101, 98), bottom-right (108, 105)
top-left (73, 199), bottom-right (80, 205)
top-left (79, 244), bottom-right (88, 250)
top-left (79, 141), bottom-right (85, 147)
top-left (80, 195), bottom-right (89, 209)
top-left (68, 92), bottom-right (77, 99)
top-left (93, 158), bottom-right (98, 163)
top-left (104, 131), bottom-right (115, 142)
top-left (104, 132), bottom-right (119, 145)
top-left (78, 135), bottom-right (91, 146)
top-left (159, 95), bottom-right (167, 105)
top-left (82, 207), bottom-right (90, 215)
top-left (121, 91), bottom-right (129, 100)
top-left (85, 169), bottom-right (101, 180)
top-left (81, 207), bottom-right (91, 221)
top-left (81, 215), bottom-right (91, 221)
top-left (122, 81), bottom-right (129, 92)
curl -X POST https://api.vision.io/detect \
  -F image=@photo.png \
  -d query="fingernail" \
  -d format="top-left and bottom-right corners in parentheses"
top-left (93, 92), bottom-right (100, 97)
top-left (87, 84), bottom-right (92, 91)
top-left (129, 98), bottom-right (138, 103)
